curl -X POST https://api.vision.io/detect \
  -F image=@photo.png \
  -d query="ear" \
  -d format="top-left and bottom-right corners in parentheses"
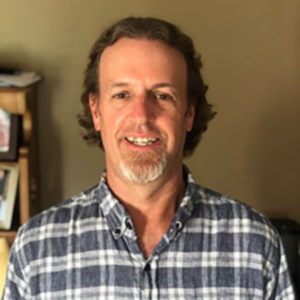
top-left (186, 104), bottom-right (195, 132)
top-left (89, 93), bottom-right (101, 131)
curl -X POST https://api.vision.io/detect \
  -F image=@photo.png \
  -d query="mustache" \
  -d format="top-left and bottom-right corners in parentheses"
top-left (120, 123), bottom-right (163, 137)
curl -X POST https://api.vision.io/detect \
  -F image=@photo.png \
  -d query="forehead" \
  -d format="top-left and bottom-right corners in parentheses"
top-left (99, 38), bottom-right (187, 88)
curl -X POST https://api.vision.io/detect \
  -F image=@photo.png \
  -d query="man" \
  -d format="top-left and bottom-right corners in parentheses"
top-left (3, 17), bottom-right (295, 299)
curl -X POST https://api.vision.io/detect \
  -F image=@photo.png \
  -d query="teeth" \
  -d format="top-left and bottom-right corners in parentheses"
top-left (126, 137), bottom-right (158, 146)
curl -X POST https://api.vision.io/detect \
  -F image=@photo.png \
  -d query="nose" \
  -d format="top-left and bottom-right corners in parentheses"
top-left (130, 94), bottom-right (155, 124)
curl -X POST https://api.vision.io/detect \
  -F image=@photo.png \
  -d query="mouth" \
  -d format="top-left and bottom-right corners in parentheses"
top-left (125, 136), bottom-right (159, 147)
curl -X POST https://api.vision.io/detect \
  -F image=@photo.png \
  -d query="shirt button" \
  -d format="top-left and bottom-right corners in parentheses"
top-left (114, 228), bottom-right (121, 235)
top-left (175, 221), bottom-right (182, 230)
top-left (126, 221), bottom-right (133, 230)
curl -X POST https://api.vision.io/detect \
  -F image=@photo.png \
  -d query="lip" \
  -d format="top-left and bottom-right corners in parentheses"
top-left (123, 136), bottom-right (162, 150)
top-left (124, 133), bottom-right (159, 138)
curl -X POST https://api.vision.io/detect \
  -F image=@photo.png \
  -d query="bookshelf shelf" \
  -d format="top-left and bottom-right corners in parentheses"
top-left (0, 86), bottom-right (39, 245)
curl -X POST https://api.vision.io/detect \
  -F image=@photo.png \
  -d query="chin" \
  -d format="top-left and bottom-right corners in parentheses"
top-left (119, 155), bottom-right (168, 184)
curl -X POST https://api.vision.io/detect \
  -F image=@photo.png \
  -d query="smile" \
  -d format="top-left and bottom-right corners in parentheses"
top-left (125, 137), bottom-right (159, 146)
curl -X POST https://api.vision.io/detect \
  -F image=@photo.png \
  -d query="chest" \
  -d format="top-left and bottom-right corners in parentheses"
top-left (26, 229), bottom-right (269, 300)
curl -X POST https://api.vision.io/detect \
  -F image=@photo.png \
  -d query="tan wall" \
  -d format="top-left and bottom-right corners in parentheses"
top-left (1, 0), bottom-right (299, 221)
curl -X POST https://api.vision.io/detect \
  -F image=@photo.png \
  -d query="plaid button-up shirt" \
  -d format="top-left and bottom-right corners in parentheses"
top-left (3, 168), bottom-right (295, 299)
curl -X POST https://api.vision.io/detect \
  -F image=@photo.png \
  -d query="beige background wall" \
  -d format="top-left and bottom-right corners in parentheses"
top-left (1, 0), bottom-right (299, 221)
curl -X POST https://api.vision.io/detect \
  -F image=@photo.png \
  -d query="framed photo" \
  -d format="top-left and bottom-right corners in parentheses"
top-left (0, 109), bottom-right (20, 161)
top-left (0, 163), bottom-right (19, 230)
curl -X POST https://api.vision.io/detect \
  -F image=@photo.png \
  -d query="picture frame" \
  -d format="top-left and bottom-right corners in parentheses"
top-left (0, 163), bottom-right (19, 230)
top-left (0, 109), bottom-right (20, 161)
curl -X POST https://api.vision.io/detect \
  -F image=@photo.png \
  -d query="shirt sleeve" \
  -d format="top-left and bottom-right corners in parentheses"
top-left (267, 236), bottom-right (296, 300)
top-left (1, 234), bottom-right (31, 300)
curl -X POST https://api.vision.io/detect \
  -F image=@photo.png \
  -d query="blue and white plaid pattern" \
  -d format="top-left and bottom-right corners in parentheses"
top-left (2, 168), bottom-right (295, 299)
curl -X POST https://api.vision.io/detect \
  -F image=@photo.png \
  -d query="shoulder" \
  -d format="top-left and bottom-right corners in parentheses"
top-left (191, 184), bottom-right (280, 260)
top-left (184, 183), bottom-right (294, 297)
top-left (185, 168), bottom-right (274, 232)
top-left (195, 184), bottom-right (275, 228)
top-left (184, 169), bottom-right (278, 247)
top-left (14, 184), bottom-right (102, 251)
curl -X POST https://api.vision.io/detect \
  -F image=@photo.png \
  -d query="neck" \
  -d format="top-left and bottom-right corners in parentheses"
top-left (106, 164), bottom-right (185, 212)
top-left (106, 164), bottom-right (186, 258)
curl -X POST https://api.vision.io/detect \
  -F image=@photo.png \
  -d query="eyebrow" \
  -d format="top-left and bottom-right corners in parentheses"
top-left (107, 82), bottom-right (180, 98)
top-left (108, 82), bottom-right (130, 89)
top-left (108, 82), bottom-right (177, 89)
top-left (151, 83), bottom-right (176, 89)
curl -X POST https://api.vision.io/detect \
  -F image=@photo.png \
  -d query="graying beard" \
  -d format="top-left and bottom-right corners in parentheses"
top-left (120, 157), bottom-right (167, 184)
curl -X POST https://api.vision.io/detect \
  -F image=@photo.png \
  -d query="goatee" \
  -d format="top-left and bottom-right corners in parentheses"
top-left (120, 150), bottom-right (168, 183)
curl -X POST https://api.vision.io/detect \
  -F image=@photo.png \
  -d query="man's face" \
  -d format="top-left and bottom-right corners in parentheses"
top-left (90, 38), bottom-right (194, 184)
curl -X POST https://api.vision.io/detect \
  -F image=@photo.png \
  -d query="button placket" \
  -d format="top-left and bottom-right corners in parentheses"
top-left (175, 221), bottom-right (182, 230)
top-left (125, 217), bottom-right (133, 231)
top-left (168, 224), bottom-right (177, 240)
top-left (150, 256), bottom-right (159, 300)
top-left (112, 216), bottom-right (130, 239)
top-left (167, 220), bottom-right (184, 242)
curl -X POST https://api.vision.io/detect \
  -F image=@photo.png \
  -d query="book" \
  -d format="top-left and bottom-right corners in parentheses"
top-left (0, 72), bottom-right (41, 88)
top-left (0, 164), bottom-right (19, 230)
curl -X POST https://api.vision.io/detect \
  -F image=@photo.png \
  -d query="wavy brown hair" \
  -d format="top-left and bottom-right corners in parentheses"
top-left (78, 17), bottom-right (216, 156)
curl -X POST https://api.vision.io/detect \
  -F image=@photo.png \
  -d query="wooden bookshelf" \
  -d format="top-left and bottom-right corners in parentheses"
top-left (0, 86), bottom-right (39, 245)
top-left (0, 231), bottom-right (17, 246)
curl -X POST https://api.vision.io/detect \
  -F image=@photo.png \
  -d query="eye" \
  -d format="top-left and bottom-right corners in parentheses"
top-left (113, 92), bottom-right (129, 99)
top-left (155, 93), bottom-right (173, 101)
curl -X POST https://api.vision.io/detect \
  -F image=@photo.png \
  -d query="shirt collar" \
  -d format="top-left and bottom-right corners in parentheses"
top-left (96, 165), bottom-right (199, 239)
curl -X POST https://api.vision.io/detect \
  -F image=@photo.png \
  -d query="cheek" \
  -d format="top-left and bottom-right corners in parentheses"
top-left (163, 116), bottom-right (184, 139)
top-left (99, 108), bottom-right (128, 141)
